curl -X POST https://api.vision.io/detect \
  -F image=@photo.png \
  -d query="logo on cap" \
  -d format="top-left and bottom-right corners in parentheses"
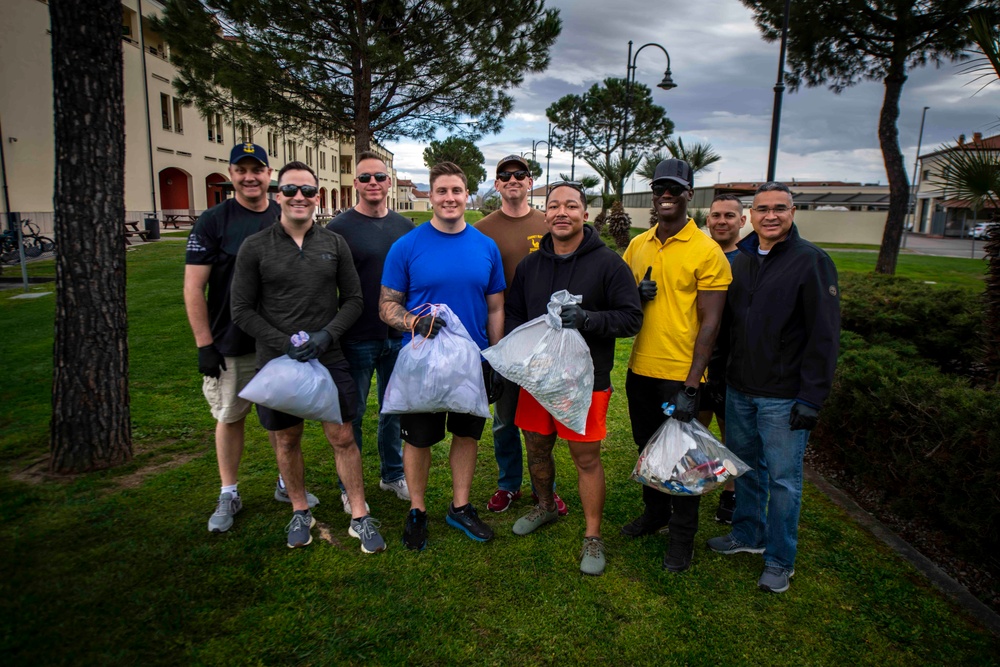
top-left (243, 143), bottom-right (255, 153)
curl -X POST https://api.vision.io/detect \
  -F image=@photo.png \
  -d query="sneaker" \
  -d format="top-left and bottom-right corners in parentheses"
top-left (487, 488), bottom-right (522, 512)
top-left (274, 482), bottom-right (320, 508)
top-left (706, 533), bottom-right (765, 555)
top-left (379, 477), bottom-right (411, 501)
top-left (208, 492), bottom-right (242, 533)
top-left (349, 515), bottom-right (387, 554)
top-left (532, 491), bottom-right (568, 516)
top-left (446, 503), bottom-right (494, 542)
top-left (340, 491), bottom-right (371, 516)
top-left (285, 509), bottom-right (316, 548)
top-left (579, 536), bottom-right (606, 576)
top-left (620, 512), bottom-right (669, 538)
top-left (758, 566), bottom-right (795, 593)
top-left (662, 540), bottom-right (694, 573)
top-left (402, 508), bottom-right (428, 551)
top-left (715, 490), bottom-right (735, 524)
top-left (512, 505), bottom-right (559, 536)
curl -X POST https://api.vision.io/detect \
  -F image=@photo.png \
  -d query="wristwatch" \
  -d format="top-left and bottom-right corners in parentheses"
top-left (683, 385), bottom-right (698, 398)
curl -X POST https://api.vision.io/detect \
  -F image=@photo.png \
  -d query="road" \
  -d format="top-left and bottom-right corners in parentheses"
top-left (901, 234), bottom-right (992, 260)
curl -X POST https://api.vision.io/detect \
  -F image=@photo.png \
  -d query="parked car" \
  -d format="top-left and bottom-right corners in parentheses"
top-left (970, 222), bottom-right (999, 239)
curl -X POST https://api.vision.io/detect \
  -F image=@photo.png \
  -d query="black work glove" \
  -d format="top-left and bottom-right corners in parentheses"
top-left (414, 314), bottom-right (445, 339)
top-left (789, 402), bottom-right (819, 431)
top-left (668, 386), bottom-right (699, 423)
top-left (287, 330), bottom-right (332, 362)
top-left (705, 380), bottom-right (726, 411)
top-left (638, 267), bottom-right (657, 302)
top-left (560, 303), bottom-right (589, 330)
top-left (483, 361), bottom-right (505, 404)
top-left (197, 344), bottom-right (227, 378)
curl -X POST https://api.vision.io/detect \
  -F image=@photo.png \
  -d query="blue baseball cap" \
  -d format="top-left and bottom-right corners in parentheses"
top-left (229, 142), bottom-right (269, 167)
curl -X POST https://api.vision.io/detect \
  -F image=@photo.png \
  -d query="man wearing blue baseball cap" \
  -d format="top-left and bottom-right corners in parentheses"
top-left (185, 143), bottom-right (319, 534)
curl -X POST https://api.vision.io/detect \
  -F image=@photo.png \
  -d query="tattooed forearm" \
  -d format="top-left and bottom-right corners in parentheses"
top-left (379, 286), bottom-right (412, 332)
top-left (524, 431), bottom-right (558, 512)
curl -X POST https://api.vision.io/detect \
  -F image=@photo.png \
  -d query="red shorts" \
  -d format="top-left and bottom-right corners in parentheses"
top-left (514, 387), bottom-right (611, 442)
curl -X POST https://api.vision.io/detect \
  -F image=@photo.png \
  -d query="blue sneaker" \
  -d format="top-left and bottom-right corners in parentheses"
top-left (274, 481), bottom-right (320, 508)
top-left (285, 510), bottom-right (316, 548)
top-left (349, 515), bottom-right (387, 554)
top-left (446, 503), bottom-right (493, 542)
top-left (758, 566), bottom-right (795, 593)
top-left (706, 533), bottom-right (765, 555)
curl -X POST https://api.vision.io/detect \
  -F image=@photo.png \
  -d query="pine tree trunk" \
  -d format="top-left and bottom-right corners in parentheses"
top-left (49, 0), bottom-right (132, 472)
top-left (874, 71), bottom-right (909, 275)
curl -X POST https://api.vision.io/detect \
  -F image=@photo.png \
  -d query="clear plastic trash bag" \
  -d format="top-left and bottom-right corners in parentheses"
top-left (482, 290), bottom-right (594, 434)
top-left (631, 414), bottom-right (751, 496)
top-left (382, 303), bottom-right (490, 419)
top-left (239, 356), bottom-right (342, 424)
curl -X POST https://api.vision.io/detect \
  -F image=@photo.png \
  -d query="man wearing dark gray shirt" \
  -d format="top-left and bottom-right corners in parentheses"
top-left (328, 151), bottom-right (415, 511)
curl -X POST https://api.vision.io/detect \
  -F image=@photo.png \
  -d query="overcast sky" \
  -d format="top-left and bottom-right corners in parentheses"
top-left (386, 0), bottom-right (999, 191)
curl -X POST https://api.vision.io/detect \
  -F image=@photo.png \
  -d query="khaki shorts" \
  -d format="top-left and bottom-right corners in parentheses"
top-left (202, 353), bottom-right (257, 423)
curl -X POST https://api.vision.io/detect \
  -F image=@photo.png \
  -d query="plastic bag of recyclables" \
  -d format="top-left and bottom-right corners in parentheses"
top-left (482, 290), bottom-right (594, 434)
top-left (238, 332), bottom-right (342, 424)
top-left (382, 303), bottom-right (490, 419)
top-left (631, 405), bottom-right (751, 495)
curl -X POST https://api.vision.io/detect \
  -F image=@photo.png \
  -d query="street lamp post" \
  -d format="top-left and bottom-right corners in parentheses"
top-left (766, 0), bottom-right (791, 182)
top-left (902, 106), bottom-right (930, 249)
top-left (621, 40), bottom-right (676, 198)
top-left (529, 134), bottom-right (550, 208)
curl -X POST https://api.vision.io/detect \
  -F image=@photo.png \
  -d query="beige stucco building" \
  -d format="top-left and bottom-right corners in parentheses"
top-left (914, 132), bottom-right (999, 237)
top-left (0, 0), bottom-right (397, 233)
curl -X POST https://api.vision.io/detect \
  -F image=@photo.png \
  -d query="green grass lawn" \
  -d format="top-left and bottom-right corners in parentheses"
top-left (1, 242), bottom-right (997, 664)
top-left (827, 251), bottom-right (987, 290)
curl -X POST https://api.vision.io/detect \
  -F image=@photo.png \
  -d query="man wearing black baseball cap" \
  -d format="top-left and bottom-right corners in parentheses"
top-left (476, 155), bottom-right (568, 516)
top-left (185, 143), bottom-right (319, 534)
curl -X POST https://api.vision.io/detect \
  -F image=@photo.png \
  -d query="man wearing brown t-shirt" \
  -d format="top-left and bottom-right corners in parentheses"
top-left (476, 155), bottom-right (566, 515)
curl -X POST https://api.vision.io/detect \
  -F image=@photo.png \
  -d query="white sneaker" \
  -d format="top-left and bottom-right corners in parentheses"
top-left (379, 477), bottom-right (411, 501)
top-left (340, 491), bottom-right (371, 515)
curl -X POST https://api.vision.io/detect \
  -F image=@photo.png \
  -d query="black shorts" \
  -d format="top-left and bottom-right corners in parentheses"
top-left (400, 411), bottom-right (487, 448)
top-left (256, 359), bottom-right (359, 432)
top-left (698, 382), bottom-right (726, 420)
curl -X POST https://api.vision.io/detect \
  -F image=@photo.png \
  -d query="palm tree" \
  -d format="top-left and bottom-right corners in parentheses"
top-left (558, 173), bottom-right (601, 206)
top-left (584, 153), bottom-right (642, 223)
top-left (665, 138), bottom-right (721, 175)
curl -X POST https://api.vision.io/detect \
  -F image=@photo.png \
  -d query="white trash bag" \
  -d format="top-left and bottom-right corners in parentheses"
top-left (382, 303), bottom-right (490, 419)
top-left (239, 356), bottom-right (342, 424)
top-left (482, 290), bottom-right (594, 434)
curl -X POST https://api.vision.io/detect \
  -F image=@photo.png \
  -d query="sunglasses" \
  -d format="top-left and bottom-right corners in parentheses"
top-left (651, 182), bottom-right (689, 197)
top-left (547, 180), bottom-right (586, 194)
top-left (278, 183), bottom-right (319, 198)
top-left (497, 170), bottom-right (530, 182)
top-left (357, 172), bottom-right (389, 183)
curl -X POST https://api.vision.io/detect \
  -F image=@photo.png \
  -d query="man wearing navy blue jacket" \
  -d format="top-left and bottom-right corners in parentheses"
top-left (706, 181), bottom-right (840, 594)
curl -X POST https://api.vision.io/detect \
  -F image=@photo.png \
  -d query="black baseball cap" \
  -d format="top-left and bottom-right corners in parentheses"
top-left (229, 142), bottom-right (269, 167)
top-left (496, 154), bottom-right (530, 174)
top-left (652, 158), bottom-right (693, 188)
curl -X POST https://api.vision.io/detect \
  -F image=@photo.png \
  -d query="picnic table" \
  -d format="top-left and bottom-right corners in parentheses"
top-left (162, 213), bottom-right (199, 229)
top-left (123, 221), bottom-right (149, 245)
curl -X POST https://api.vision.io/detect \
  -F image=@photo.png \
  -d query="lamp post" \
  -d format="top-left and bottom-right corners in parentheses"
top-left (902, 106), bottom-right (930, 249)
top-left (621, 40), bottom-right (676, 198)
top-left (765, 0), bottom-right (791, 182)
top-left (529, 133), bottom-right (550, 208)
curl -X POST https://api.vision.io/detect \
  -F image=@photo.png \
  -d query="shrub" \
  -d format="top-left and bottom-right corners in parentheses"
top-left (606, 200), bottom-right (632, 250)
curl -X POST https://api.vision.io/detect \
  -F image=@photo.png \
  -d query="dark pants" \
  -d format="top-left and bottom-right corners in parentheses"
top-left (625, 370), bottom-right (701, 544)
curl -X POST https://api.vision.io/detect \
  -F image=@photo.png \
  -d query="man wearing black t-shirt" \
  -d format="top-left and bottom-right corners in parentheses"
top-left (185, 143), bottom-right (318, 534)
top-left (327, 151), bottom-right (414, 512)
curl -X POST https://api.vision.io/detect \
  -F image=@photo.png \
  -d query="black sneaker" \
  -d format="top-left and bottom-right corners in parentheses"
top-left (620, 512), bottom-right (669, 538)
top-left (715, 490), bottom-right (736, 524)
top-left (446, 503), bottom-right (494, 542)
top-left (402, 508), bottom-right (428, 551)
top-left (663, 540), bottom-right (694, 572)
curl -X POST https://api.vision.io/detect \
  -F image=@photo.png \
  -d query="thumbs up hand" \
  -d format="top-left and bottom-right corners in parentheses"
top-left (638, 266), bottom-right (657, 302)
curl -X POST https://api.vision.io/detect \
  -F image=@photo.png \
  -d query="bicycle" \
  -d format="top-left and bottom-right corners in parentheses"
top-left (0, 219), bottom-right (55, 263)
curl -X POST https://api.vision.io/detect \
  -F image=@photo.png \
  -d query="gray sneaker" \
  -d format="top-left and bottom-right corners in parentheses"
top-left (706, 533), bottom-right (765, 555)
top-left (208, 492), bottom-right (242, 533)
top-left (379, 477), bottom-right (411, 501)
top-left (349, 515), bottom-right (387, 554)
top-left (340, 491), bottom-right (370, 515)
top-left (285, 510), bottom-right (316, 548)
top-left (579, 536), bottom-right (606, 576)
top-left (512, 505), bottom-right (559, 536)
top-left (274, 481), bottom-right (320, 508)
top-left (758, 566), bottom-right (795, 593)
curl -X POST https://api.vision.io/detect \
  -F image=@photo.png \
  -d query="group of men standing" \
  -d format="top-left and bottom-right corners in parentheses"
top-left (184, 141), bottom-right (839, 592)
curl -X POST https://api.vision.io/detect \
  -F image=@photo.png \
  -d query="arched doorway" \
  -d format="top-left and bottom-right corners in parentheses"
top-left (330, 189), bottom-right (338, 211)
top-left (319, 187), bottom-right (328, 214)
top-left (159, 167), bottom-right (192, 212)
top-left (206, 173), bottom-right (227, 209)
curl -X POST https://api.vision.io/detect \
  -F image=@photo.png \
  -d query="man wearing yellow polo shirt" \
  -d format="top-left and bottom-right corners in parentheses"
top-left (621, 158), bottom-right (731, 573)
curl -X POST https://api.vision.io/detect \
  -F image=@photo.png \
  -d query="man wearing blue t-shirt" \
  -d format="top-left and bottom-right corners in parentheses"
top-left (379, 162), bottom-right (506, 550)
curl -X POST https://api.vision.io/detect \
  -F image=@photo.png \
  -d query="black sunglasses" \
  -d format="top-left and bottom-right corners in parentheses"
top-left (547, 180), bottom-right (586, 194)
top-left (652, 182), bottom-right (689, 197)
top-left (497, 170), bottom-right (530, 182)
top-left (278, 184), bottom-right (319, 198)
top-left (357, 172), bottom-right (389, 183)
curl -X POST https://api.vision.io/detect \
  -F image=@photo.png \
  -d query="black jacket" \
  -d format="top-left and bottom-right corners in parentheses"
top-left (506, 225), bottom-right (643, 391)
top-left (726, 224), bottom-right (840, 407)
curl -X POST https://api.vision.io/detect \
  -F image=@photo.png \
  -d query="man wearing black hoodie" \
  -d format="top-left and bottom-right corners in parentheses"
top-left (504, 182), bottom-right (643, 576)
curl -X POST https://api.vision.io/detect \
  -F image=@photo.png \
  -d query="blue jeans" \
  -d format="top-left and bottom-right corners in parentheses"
top-left (341, 339), bottom-right (404, 485)
top-left (725, 387), bottom-right (810, 571)
top-left (492, 376), bottom-right (523, 492)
